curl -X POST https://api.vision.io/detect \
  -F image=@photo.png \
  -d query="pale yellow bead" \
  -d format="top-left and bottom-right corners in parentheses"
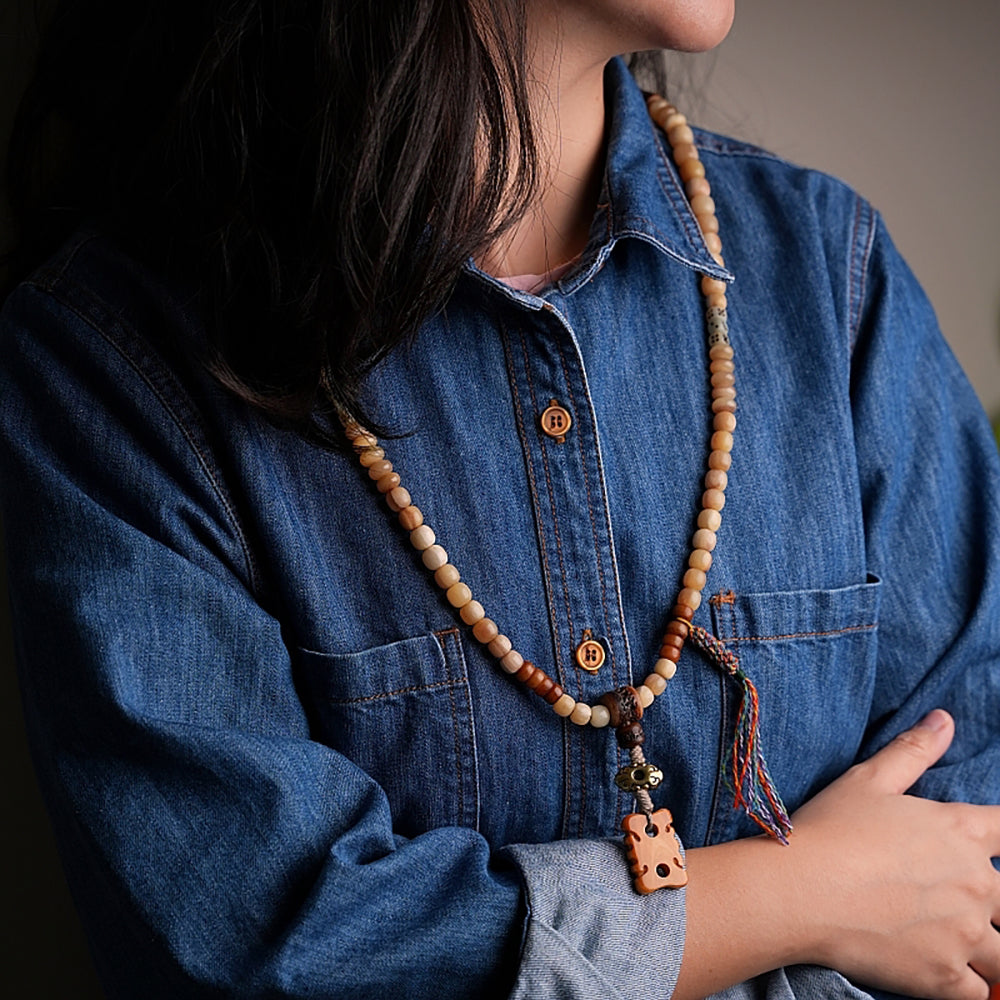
top-left (421, 544), bottom-right (448, 571)
top-left (654, 657), bottom-right (678, 680)
top-left (692, 528), bottom-right (717, 552)
top-left (386, 486), bottom-right (411, 512)
top-left (698, 508), bottom-right (722, 532)
top-left (668, 123), bottom-right (695, 146)
top-left (552, 694), bottom-right (576, 718)
top-left (410, 525), bottom-right (435, 550)
top-left (702, 488), bottom-right (726, 511)
top-left (645, 673), bottom-right (667, 696)
top-left (488, 634), bottom-right (512, 658)
top-left (678, 587), bottom-right (703, 611)
top-left (472, 618), bottom-right (499, 644)
top-left (434, 563), bottom-right (460, 589)
top-left (500, 649), bottom-right (524, 673)
top-left (459, 600), bottom-right (486, 625)
top-left (570, 702), bottom-right (593, 726)
top-left (445, 582), bottom-right (472, 608)
top-left (636, 685), bottom-right (655, 709)
top-left (589, 704), bottom-right (611, 728)
top-left (683, 567), bottom-right (707, 590)
top-left (711, 430), bottom-right (734, 453)
top-left (689, 547), bottom-right (713, 572)
top-left (704, 469), bottom-right (728, 491)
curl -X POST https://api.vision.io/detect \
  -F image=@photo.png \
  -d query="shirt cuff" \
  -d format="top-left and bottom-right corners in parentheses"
top-left (500, 837), bottom-right (686, 1000)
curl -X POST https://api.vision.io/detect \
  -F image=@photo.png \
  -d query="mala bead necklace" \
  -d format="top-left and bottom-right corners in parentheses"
top-left (342, 96), bottom-right (791, 895)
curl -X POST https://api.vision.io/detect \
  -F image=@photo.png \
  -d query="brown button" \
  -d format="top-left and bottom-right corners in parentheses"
top-left (540, 401), bottom-right (572, 441)
top-left (575, 637), bottom-right (606, 673)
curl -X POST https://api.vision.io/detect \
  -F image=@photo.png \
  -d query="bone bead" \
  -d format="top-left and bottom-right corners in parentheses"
top-left (645, 673), bottom-right (667, 696)
top-left (689, 547), bottom-right (713, 572)
top-left (589, 704), bottom-right (611, 728)
top-left (698, 508), bottom-right (722, 532)
top-left (472, 618), bottom-right (499, 643)
top-left (459, 600), bottom-right (486, 625)
top-left (500, 649), bottom-right (524, 673)
top-left (654, 657), bottom-right (678, 680)
top-left (434, 563), bottom-right (460, 589)
top-left (386, 487), bottom-right (411, 512)
top-left (410, 525), bottom-right (435, 550)
top-left (367, 459), bottom-right (393, 480)
top-left (570, 702), bottom-right (593, 726)
top-left (702, 488), bottom-right (726, 511)
top-left (636, 685), bottom-right (655, 709)
top-left (704, 469), bottom-right (728, 491)
top-left (488, 634), bottom-right (512, 658)
top-left (553, 694), bottom-right (576, 718)
top-left (376, 472), bottom-right (401, 493)
top-left (445, 582), bottom-right (472, 607)
top-left (692, 528), bottom-right (717, 552)
top-left (358, 447), bottom-right (385, 467)
top-left (421, 545), bottom-right (448, 571)
top-left (399, 505), bottom-right (424, 530)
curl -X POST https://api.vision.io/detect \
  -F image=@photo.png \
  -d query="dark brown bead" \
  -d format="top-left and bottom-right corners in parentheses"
top-left (599, 685), bottom-right (643, 728)
top-left (525, 670), bottom-right (547, 692)
top-left (533, 675), bottom-right (555, 699)
top-left (660, 645), bottom-right (682, 663)
top-left (515, 661), bottom-right (536, 684)
top-left (544, 684), bottom-right (564, 705)
top-left (660, 633), bottom-right (685, 652)
top-left (665, 620), bottom-right (690, 639)
top-left (616, 721), bottom-right (645, 749)
top-left (671, 603), bottom-right (694, 622)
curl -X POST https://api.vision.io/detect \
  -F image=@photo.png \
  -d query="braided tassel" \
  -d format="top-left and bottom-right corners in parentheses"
top-left (686, 624), bottom-right (793, 843)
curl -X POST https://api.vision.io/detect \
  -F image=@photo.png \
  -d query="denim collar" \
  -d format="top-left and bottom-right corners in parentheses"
top-left (467, 56), bottom-right (733, 306)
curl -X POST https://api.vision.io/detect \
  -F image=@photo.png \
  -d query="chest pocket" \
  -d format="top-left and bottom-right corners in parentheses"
top-left (294, 627), bottom-right (480, 837)
top-left (705, 576), bottom-right (882, 844)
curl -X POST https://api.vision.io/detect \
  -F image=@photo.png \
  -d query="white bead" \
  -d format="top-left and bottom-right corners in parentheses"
top-left (636, 685), bottom-right (654, 708)
top-left (420, 544), bottom-right (448, 571)
top-left (590, 704), bottom-right (611, 728)
top-left (654, 657), bottom-right (678, 680)
top-left (570, 703), bottom-right (593, 726)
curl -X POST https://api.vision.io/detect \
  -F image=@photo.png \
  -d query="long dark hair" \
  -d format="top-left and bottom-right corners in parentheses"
top-left (5, 0), bottom-right (539, 441)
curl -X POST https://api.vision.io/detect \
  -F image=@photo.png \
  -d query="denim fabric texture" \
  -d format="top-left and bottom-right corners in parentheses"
top-left (1, 58), bottom-right (998, 999)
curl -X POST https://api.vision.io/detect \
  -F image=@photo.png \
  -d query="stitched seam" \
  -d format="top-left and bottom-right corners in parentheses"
top-left (727, 623), bottom-right (877, 643)
top-left (499, 326), bottom-right (562, 665)
top-left (439, 630), bottom-right (465, 826)
top-left (28, 282), bottom-right (263, 594)
top-left (517, 327), bottom-right (575, 664)
top-left (327, 678), bottom-right (466, 705)
top-left (850, 202), bottom-right (877, 354)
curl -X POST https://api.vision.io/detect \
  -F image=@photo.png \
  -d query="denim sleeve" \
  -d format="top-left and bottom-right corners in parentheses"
top-left (0, 281), bottom-right (687, 999)
top-left (850, 212), bottom-right (1000, 805)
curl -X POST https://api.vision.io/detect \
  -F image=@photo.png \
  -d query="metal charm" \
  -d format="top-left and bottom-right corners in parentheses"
top-left (614, 762), bottom-right (664, 792)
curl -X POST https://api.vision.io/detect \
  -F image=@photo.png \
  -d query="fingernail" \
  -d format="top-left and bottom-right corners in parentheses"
top-left (916, 709), bottom-right (949, 732)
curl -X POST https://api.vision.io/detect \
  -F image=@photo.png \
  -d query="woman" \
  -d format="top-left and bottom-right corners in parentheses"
top-left (2, 1), bottom-right (998, 998)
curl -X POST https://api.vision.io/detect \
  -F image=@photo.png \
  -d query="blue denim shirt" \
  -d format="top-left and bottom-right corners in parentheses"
top-left (1, 58), bottom-right (998, 1000)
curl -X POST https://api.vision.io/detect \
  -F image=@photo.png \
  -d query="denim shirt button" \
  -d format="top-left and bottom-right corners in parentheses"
top-left (574, 633), bottom-right (606, 673)
top-left (539, 400), bottom-right (572, 442)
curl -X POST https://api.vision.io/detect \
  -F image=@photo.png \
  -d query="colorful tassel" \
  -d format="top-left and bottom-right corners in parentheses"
top-left (686, 624), bottom-right (793, 843)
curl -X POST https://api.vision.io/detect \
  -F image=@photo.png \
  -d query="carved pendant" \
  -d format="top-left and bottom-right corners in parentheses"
top-left (621, 808), bottom-right (687, 894)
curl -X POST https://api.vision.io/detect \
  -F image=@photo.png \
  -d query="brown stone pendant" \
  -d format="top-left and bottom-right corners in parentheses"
top-left (621, 808), bottom-right (687, 894)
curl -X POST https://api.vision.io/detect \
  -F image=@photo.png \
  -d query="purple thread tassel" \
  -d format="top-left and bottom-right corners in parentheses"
top-left (687, 624), bottom-right (793, 843)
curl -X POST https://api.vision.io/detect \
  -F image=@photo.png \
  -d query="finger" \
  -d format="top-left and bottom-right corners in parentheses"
top-left (861, 709), bottom-right (955, 794)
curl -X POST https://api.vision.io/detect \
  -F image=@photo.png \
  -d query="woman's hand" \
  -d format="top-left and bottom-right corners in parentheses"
top-left (675, 710), bottom-right (1000, 1000)
top-left (788, 709), bottom-right (1000, 999)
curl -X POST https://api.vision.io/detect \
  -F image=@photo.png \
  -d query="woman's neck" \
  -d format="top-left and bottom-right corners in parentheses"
top-left (478, 18), bottom-right (609, 279)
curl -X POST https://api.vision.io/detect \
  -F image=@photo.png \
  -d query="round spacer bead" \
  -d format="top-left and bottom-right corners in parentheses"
top-left (702, 488), bottom-right (726, 511)
top-left (645, 673), bottom-right (667, 697)
top-left (488, 634), bottom-right (512, 659)
top-left (500, 649), bottom-right (524, 673)
top-left (459, 600), bottom-right (485, 625)
top-left (398, 505), bottom-right (424, 531)
top-left (678, 587), bottom-right (703, 612)
top-left (386, 486), bottom-right (411, 512)
top-left (410, 525), bottom-right (436, 550)
top-left (434, 563), bottom-right (461, 589)
top-left (421, 544), bottom-right (448, 571)
top-left (708, 449), bottom-right (732, 471)
top-left (713, 411), bottom-right (737, 433)
top-left (692, 528), bottom-right (718, 552)
top-left (367, 459), bottom-right (393, 481)
top-left (711, 430), bottom-right (734, 453)
top-left (589, 704), bottom-right (611, 728)
top-left (654, 657), bottom-right (678, 680)
top-left (689, 547), bottom-right (713, 572)
top-left (552, 694), bottom-right (576, 718)
top-left (358, 447), bottom-right (385, 467)
top-left (697, 508), bottom-right (722, 532)
top-left (705, 469), bottom-right (728, 491)
top-left (570, 702), bottom-right (593, 726)
top-left (472, 617), bottom-right (499, 644)
top-left (445, 582), bottom-right (472, 608)
top-left (376, 472), bottom-right (401, 493)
